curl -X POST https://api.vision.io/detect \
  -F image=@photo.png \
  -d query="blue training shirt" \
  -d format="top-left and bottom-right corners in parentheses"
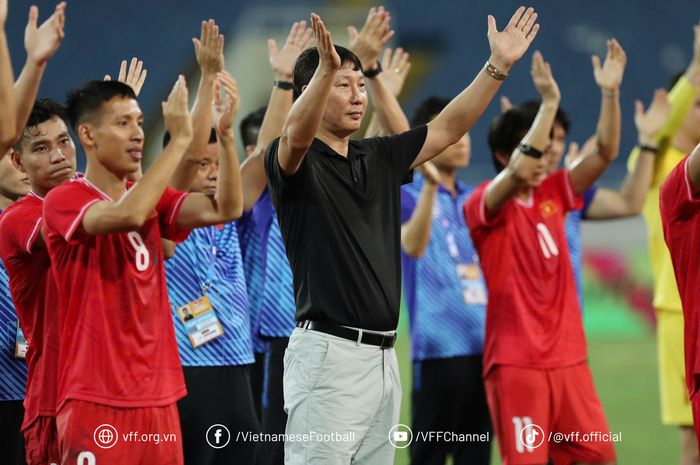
top-left (0, 208), bottom-right (27, 400)
top-left (401, 175), bottom-right (486, 362)
top-left (165, 222), bottom-right (254, 366)
top-left (565, 186), bottom-right (598, 310)
top-left (239, 190), bottom-right (296, 340)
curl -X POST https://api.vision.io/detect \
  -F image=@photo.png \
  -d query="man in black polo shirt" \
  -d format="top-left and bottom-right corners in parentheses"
top-left (265, 9), bottom-right (539, 465)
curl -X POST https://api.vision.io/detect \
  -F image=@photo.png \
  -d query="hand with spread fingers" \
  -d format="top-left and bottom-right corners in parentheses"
top-left (592, 39), bottom-right (627, 92)
top-left (487, 6), bottom-right (539, 73)
top-left (24, 2), bottom-right (66, 66)
top-left (380, 47), bottom-right (411, 97)
top-left (530, 50), bottom-right (560, 104)
top-left (635, 89), bottom-right (670, 147)
top-left (213, 71), bottom-right (240, 135)
top-left (311, 13), bottom-right (340, 72)
top-left (163, 76), bottom-right (193, 145)
top-left (193, 19), bottom-right (225, 77)
top-left (104, 58), bottom-right (148, 96)
top-left (348, 6), bottom-right (394, 71)
top-left (564, 136), bottom-right (597, 169)
top-left (269, 20), bottom-right (314, 81)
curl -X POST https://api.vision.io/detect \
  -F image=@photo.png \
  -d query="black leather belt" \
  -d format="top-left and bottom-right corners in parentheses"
top-left (296, 320), bottom-right (397, 349)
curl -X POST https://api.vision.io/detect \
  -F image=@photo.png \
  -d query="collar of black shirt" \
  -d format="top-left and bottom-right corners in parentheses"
top-left (311, 137), bottom-right (369, 161)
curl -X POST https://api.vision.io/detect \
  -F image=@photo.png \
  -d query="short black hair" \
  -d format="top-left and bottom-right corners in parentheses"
top-left (162, 127), bottom-right (216, 149)
top-left (14, 98), bottom-right (68, 152)
top-left (411, 96), bottom-right (451, 127)
top-left (65, 80), bottom-right (137, 132)
top-left (239, 106), bottom-right (266, 147)
top-left (487, 100), bottom-right (571, 173)
top-left (292, 46), bottom-right (362, 100)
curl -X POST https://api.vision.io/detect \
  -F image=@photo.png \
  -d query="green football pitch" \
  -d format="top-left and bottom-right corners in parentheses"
top-left (391, 333), bottom-right (678, 464)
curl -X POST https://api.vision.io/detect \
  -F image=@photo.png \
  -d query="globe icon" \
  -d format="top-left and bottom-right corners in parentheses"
top-left (93, 424), bottom-right (118, 449)
top-left (98, 429), bottom-right (114, 445)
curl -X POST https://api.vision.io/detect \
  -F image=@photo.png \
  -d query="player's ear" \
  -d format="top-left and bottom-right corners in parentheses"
top-left (10, 150), bottom-right (26, 173)
top-left (495, 150), bottom-right (510, 170)
top-left (78, 123), bottom-right (96, 150)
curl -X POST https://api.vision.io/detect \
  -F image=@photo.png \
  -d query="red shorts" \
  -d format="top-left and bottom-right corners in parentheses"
top-left (485, 363), bottom-right (616, 465)
top-left (23, 415), bottom-right (59, 465)
top-left (56, 400), bottom-right (183, 465)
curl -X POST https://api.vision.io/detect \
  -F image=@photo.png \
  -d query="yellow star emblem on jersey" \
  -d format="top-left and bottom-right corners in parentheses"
top-left (539, 200), bottom-right (558, 218)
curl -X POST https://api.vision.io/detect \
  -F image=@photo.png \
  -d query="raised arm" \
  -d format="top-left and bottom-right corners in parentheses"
top-left (364, 47), bottom-right (412, 137)
top-left (414, 6), bottom-right (539, 168)
top-left (170, 20), bottom-right (224, 191)
top-left (567, 39), bottom-right (626, 194)
top-left (484, 51), bottom-right (559, 216)
top-left (401, 163), bottom-right (441, 258)
top-left (277, 13), bottom-right (340, 175)
top-left (81, 77), bottom-right (193, 235)
top-left (13, 3), bottom-right (66, 146)
top-left (240, 20), bottom-right (313, 211)
top-left (348, 7), bottom-right (408, 135)
top-left (0, 0), bottom-right (15, 152)
top-left (585, 89), bottom-right (670, 219)
top-left (176, 71), bottom-right (243, 227)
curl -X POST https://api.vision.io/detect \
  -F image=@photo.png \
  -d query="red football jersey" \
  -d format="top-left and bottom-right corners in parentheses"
top-left (464, 170), bottom-right (586, 373)
top-left (0, 193), bottom-right (60, 429)
top-left (660, 156), bottom-right (700, 399)
top-left (43, 177), bottom-right (190, 409)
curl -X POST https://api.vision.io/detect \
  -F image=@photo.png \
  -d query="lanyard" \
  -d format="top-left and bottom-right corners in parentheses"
top-left (201, 225), bottom-right (225, 294)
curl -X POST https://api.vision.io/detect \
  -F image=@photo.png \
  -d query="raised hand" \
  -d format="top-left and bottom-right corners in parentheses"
top-left (348, 6), bottom-right (394, 70)
top-left (104, 58), bottom-right (148, 96)
top-left (592, 39), bottom-right (626, 92)
top-left (213, 71), bottom-right (240, 135)
top-left (163, 76), bottom-right (193, 144)
top-left (24, 2), bottom-right (66, 65)
top-left (419, 161), bottom-right (442, 186)
top-left (311, 13), bottom-right (340, 72)
top-left (193, 19), bottom-right (224, 76)
top-left (500, 95), bottom-right (513, 113)
top-left (269, 21), bottom-right (314, 81)
top-left (380, 47), bottom-right (411, 97)
top-left (635, 89), bottom-right (670, 146)
top-left (564, 136), bottom-right (597, 169)
top-left (0, 0), bottom-right (7, 26)
top-left (531, 51), bottom-right (560, 103)
top-left (686, 23), bottom-right (700, 87)
top-left (487, 6), bottom-right (539, 72)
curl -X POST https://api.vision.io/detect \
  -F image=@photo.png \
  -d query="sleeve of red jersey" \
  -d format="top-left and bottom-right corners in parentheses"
top-left (463, 181), bottom-right (509, 235)
top-left (660, 156), bottom-right (700, 224)
top-left (43, 184), bottom-right (100, 244)
top-left (11, 203), bottom-right (43, 254)
top-left (0, 206), bottom-right (34, 260)
top-left (554, 170), bottom-right (583, 212)
top-left (156, 187), bottom-right (191, 243)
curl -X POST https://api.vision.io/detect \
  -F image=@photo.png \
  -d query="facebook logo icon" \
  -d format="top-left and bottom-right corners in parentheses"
top-left (206, 424), bottom-right (231, 449)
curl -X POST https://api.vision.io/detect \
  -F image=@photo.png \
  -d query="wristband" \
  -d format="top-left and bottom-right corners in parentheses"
top-left (518, 143), bottom-right (543, 159)
top-left (638, 144), bottom-right (659, 154)
top-left (273, 80), bottom-right (295, 90)
top-left (363, 61), bottom-right (382, 79)
top-left (485, 61), bottom-right (508, 81)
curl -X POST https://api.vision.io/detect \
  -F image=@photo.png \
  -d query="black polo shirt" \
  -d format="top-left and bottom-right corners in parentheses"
top-left (265, 125), bottom-right (428, 331)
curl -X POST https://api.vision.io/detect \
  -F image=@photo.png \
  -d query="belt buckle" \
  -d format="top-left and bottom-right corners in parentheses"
top-left (380, 333), bottom-right (395, 350)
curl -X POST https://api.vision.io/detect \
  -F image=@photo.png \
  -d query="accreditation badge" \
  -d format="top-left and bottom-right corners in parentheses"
top-left (457, 264), bottom-right (487, 305)
top-left (177, 295), bottom-right (224, 348)
top-left (14, 322), bottom-right (27, 359)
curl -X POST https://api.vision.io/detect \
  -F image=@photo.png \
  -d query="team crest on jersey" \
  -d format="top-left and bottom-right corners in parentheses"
top-left (539, 200), bottom-right (558, 218)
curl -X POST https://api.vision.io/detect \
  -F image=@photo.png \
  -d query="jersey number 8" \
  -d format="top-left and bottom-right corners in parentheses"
top-left (127, 231), bottom-right (150, 271)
